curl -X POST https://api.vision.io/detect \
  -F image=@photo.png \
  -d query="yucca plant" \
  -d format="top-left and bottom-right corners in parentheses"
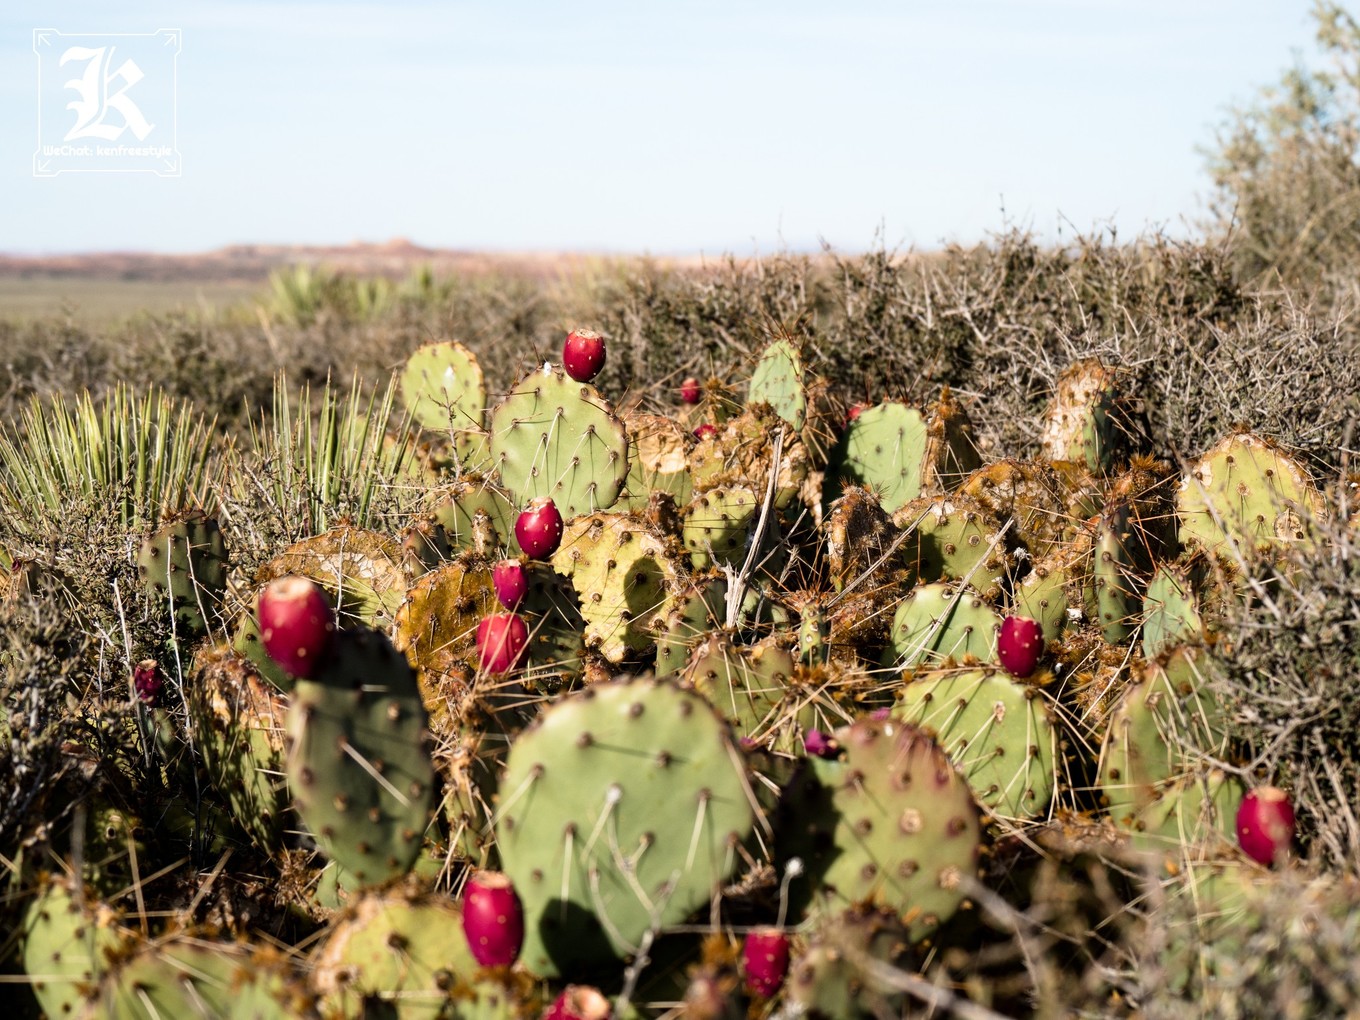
top-left (0, 385), bottom-right (220, 539)
top-left (230, 370), bottom-right (417, 545)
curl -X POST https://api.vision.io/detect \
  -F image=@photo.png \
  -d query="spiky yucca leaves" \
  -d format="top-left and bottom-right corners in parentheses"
top-left (228, 372), bottom-right (418, 557)
top-left (0, 385), bottom-right (219, 538)
top-left (1205, 513), bottom-right (1360, 872)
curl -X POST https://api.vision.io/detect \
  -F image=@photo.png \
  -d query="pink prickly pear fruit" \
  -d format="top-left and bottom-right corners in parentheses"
top-left (1236, 786), bottom-right (1295, 865)
top-left (742, 927), bottom-right (792, 998)
top-left (997, 615), bottom-right (1044, 678)
top-left (492, 558), bottom-right (528, 610)
top-left (542, 985), bottom-right (611, 1020)
top-left (693, 423), bottom-right (718, 441)
top-left (803, 729), bottom-right (838, 759)
top-left (461, 871), bottom-right (525, 968)
top-left (846, 403), bottom-right (866, 425)
top-left (256, 576), bottom-right (336, 679)
top-left (476, 613), bottom-right (529, 674)
top-left (133, 659), bottom-right (162, 705)
top-left (562, 328), bottom-right (606, 383)
top-left (680, 376), bottom-right (702, 405)
top-left (515, 497), bottom-right (564, 560)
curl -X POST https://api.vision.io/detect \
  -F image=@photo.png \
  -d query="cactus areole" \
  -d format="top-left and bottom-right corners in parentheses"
top-left (515, 497), bottom-right (564, 560)
top-left (492, 558), bottom-right (528, 610)
top-left (1237, 786), bottom-right (1295, 865)
top-left (255, 576), bottom-right (336, 679)
top-left (477, 613), bottom-right (529, 674)
top-left (562, 328), bottom-right (606, 383)
top-left (997, 614), bottom-right (1044, 678)
top-left (462, 871), bottom-right (525, 967)
top-left (693, 422), bottom-right (718, 441)
top-left (743, 927), bottom-right (792, 997)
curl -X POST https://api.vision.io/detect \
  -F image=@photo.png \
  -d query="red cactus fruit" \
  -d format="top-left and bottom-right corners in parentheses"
top-left (846, 402), bottom-right (866, 425)
top-left (256, 576), bottom-right (336, 679)
top-left (997, 614), bottom-right (1044, 678)
top-left (680, 376), bottom-right (701, 405)
top-left (562, 328), bottom-right (606, 383)
top-left (461, 871), bottom-right (525, 968)
top-left (1236, 786), bottom-right (1295, 865)
top-left (476, 613), bottom-right (529, 674)
top-left (742, 927), bottom-right (792, 998)
top-left (693, 423), bottom-right (718, 441)
top-left (542, 985), bottom-right (611, 1020)
top-left (133, 659), bottom-right (162, 705)
top-left (492, 558), bottom-right (528, 610)
top-left (515, 497), bottom-right (564, 560)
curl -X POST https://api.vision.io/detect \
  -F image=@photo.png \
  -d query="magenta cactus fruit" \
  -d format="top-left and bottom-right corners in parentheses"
top-left (846, 402), bottom-right (866, 425)
top-left (693, 423), bottom-right (718, 441)
top-left (515, 497), bottom-right (564, 560)
top-left (133, 659), bottom-right (162, 704)
top-left (803, 729), bottom-right (837, 759)
top-left (680, 376), bottom-right (701, 405)
top-left (542, 985), bottom-right (611, 1020)
top-left (255, 575), bottom-right (336, 679)
top-left (492, 558), bottom-right (528, 610)
top-left (742, 927), bottom-right (791, 998)
top-left (476, 613), bottom-right (529, 674)
top-left (997, 614), bottom-right (1044, 678)
top-left (562, 328), bottom-right (606, 383)
top-left (461, 871), bottom-right (525, 968)
top-left (1236, 786), bottom-right (1295, 865)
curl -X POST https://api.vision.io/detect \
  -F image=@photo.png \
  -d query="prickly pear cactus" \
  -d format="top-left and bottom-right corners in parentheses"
top-left (654, 578), bottom-right (728, 676)
top-left (825, 484), bottom-right (913, 594)
top-left (892, 494), bottom-right (1017, 600)
top-left (779, 716), bottom-right (981, 942)
top-left (20, 877), bottom-right (127, 1020)
top-left (894, 666), bottom-right (1057, 821)
top-left (1098, 646), bottom-right (1241, 855)
top-left (489, 364), bottom-right (629, 518)
top-left (832, 401), bottom-right (929, 514)
top-left (690, 404), bottom-right (808, 510)
top-left (620, 411), bottom-right (694, 510)
top-left (496, 677), bottom-right (756, 976)
top-left (959, 458), bottom-right (1073, 559)
top-left (788, 904), bottom-right (911, 1019)
top-left (551, 511), bottom-right (685, 663)
top-left (1040, 358), bottom-right (1141, 473)
top-left (287, 629), bottom-right (435, 885)
top-left (311, 888), bottom-right (482, 1019)
top-left (189, 643), bottom-right (290, 850)
top-left (1141, 556), bottom-right (1217, 659)
top-left (93, 937), bottom-right (302, 1018)
top-left (680, 633), bottom-right (795, 744)
top-left (748, 336), bottom-right (807, 431)
top-left (136, 510), bottom-right (228, 635)
top-left (681, 485), bottom-right (758, 570)
top-left (881, 581), bottom-right (1002, 670)
top-left (401, 339), bottom-right (486, 431)
top-left (1176, 430), bottom-right (1326, 557)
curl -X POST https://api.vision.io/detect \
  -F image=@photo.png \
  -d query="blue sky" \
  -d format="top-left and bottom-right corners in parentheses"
top-left (0, 2), bottom-right (1324, 254)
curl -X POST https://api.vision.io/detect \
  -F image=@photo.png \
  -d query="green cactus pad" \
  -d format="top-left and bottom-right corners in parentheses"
top-left (1091, 502), bottom-right (1148, 645)
top-left (401, 339), bottom-right (487, 432)
top-left (778, 716), bottom-right (981, 942)
top-left (136, 510), bottom-right (228, 636)
top-left (680, 633), bottom-right (795, 744)
top-left (287, 628), bottom-right (434, 886)
top-left (689, 404), bottom-right (809, 510)
top-left (654, 578), bottom-right (728, 676)
top-left (789, 904), bottom-right (911, 1019)
top-left (1099, 646), bottom-right (1236, 850)
top-left (831, 401), bottom-right (929, 514)
top-left (894, 667), bottom-right (1057, 821)
top-left (94, 938), bottom-right (300, 1019)
top-left (311, 888), bottom-right (481, 1019)
top-left (892, 494), bottom-right (1017, 601)
top-left (489, 365), bottom-right (629, 518)
top-left (520, 562), bottom-right (586, 690)
top-left (1040, 358), bottom-right (1136, 474)
top-left (881, 581), bottom-right (1002, 670)
top-left (620, 411), bottom-right (694, 510)
top-left (681, 485), bottom-right (758, 570)
top-left (551, 512), bottom-right (685, 663)
top-left (748, 337), bottom-right (807, 431)
top-left (428, 476), bottom-right (522, 556)
top-left (189, 644), bottom-right (290, 850)
top-left (497, 677), bottom-right (756, 976)
top-left (1176, 431), bottom-right (1326, 557)
top-left (959, 458), bottom-right (1073, 560)
top-left (1012, 557), bottom-right (1072, 643)
top-left (255, 526), bottom-right (409, 629)
top-left (21, 878), bottom-right (127, 1020)
top-left (1142, 560), bottom-right (1207, 659)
